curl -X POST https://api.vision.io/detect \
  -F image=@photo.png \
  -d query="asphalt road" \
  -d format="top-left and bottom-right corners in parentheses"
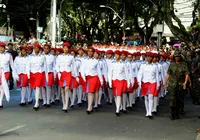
top-left (0, 89), bottom-right (200, 140)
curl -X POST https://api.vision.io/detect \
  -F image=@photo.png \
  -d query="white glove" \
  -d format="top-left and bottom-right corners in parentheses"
top-left (76, 77), bottom-right (79, 83)
top-left (58, 73), bottom-right (61, 80)
top-left (127, 82), bottom-right (130, 89)
top-left (109, 82), bottom-right (112, 88)
top-left (138, 83), bottom-right (141, 89)
top-left (82, 76), bottom-right (86, 82)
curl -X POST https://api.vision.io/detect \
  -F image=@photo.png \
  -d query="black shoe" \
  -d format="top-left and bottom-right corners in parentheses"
top-left (46, 104), bottom-right (51, 108)
top-left (70, 105), bottom-right (74, 108)
top-left (123, 110), bottom-right (127, 114)
top-left (170, 116), bottom-right (176, 120)
top-left (109, 102), bottom-right (112, 105)
top-left (19, 103), bottom-right (26, 106)
top-left (42, 104), bottom-right (47, 107)
top-left (98, 104), bottom-right (102, 108)
top-left (127, 107), bottom-right (133, 111)
top-left (50, 102), bottom-right (55, 105)
top-left (33, 106), bottom-right (39, 111)
top-left (62, 109), bottom-right (68, 113)
top-left (148, 116), bottom-right (153, 119)
top-left (115, 112), bottom-right (120, 117)
top-left (55, 100), bottom-right (60, 103)
top-left (180, 110), bottom-right (185, 115)
top-left (86, 110), bottom-right (91, 114)
top-left (152, 111), bottom-right (157, 115)
top-left (94, 107), bottom-right (98, 110)
top-left (39, 99), bottom-right (43, 102)
top-left (77, 103), bottom-right (82, 107)
top-left (28, 100), bottom-right (33, 104)
top-left (198, 116), bottom-right (200, 119)
top-left (132, 103), bottom-right (136, 107)
top-left (0, 105), bottom-right (3, 108)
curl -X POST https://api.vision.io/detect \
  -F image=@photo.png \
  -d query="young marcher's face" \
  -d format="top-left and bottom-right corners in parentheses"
top-left (115, 54), bottom-right (120, 60)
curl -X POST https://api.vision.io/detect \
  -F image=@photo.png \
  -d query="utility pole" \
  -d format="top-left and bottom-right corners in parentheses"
top-left (58, 0), bottom-right (64, 43)
top-left (36, 11), bottom-right (40, 39)
top-left (51, 0), bottom-right (57, 48)
top-left (122, 3), bottom-right (126, 44)
top-left (156, 0), bottom-right (163, 49)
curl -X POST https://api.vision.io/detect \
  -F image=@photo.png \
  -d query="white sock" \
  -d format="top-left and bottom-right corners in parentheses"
top-left (152, 96), bottom-right (158, 112)
top-left (61, 88), bottom-right (65, 109)
top-left (21, 87), bottom-right (27, 103)
top-left (116, 96), bottom-right (121, 113)
top-left (64, 88), bottom-right (69, 110)
top-left (46, 86), bottom-right (51, 105)
top-left (51, 86), bottom-right (55, 103)
top-left (28, 86), bottom-right (33, 102)
top-left (0, 85), bottom-right (4, 106)
top-left (56, 86), bottom-right (61, 100)
top-left (129, 93), bottom-right (134, 107)
top-left (68, 90), bottom-right (72, 104)
top-left (148, 94), bottom-right (154, 116)
top-left (108, 88), bottom-right (113, 103)
top-left (122, 93), bottom-right (127, 110)
top-left (137, 87), bottom-right (141, 97)
top-left (144, 96), bottom-right (149, 116)
top-left (87, 92), bottom-right (94, 111)
top-left (98, 88), bottom-right (102, 105)
top-left (133, 91), bottom-right (136, 104)
top-left (34, 87), bottom-right (40, 107)
top-left (71, 88), bottom-right (77, 106)
top-left (77, 86), bottom-right (83, 104)
top-left (94, 92), bottom-right (99, 107)
top-left (42, 87), bottom-right (46, 104)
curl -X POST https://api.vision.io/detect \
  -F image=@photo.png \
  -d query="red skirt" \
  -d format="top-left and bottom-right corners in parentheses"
top-left (141, 82), bottom-right (157, 96)
top-left (17, 74), bottom-right (29, 87)
top-left (59, 71), bottom-right (72, 88)
top-left (86, 75), bottom-right (99, 93)
top-left (112, 80), bottom-right (126, 96)
top-left (154, 81), bottom-right (161, 97)
top-left (70, 76), bottom-right (79, 89)
top-left (79, 73), bottom-right (86, 92)
top-left (122, 80), bottom-right (127, 93)
top-left (4, 72), bottom-right (10, 81)
top-left (133, 77), bottom-right (139, 90)
top-left (127, 83), bottom-right (134, 93)
top-left (47, 72), bottom-right (54, 86)
top-left (30, 72), bottom-right (46, 88)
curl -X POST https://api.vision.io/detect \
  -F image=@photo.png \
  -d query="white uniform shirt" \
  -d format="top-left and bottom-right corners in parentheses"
top-left (81, 57), bottom-right (103, 84)
top-left (137, 62), bottom-right (159, 88)
top-left (28, 53), bottom-right (47, 74)
top-left (108, 60), bottom-right (130, 88)
top-left (56, 54), bottom-right (77, 77)
top-left (14, 55), bottom-right (29, 75)
top-left (0, 52), bottom-right (14, 72)
top-left (126, 61), bottom-right (134, 85)
top-left (44, 53), bottom-right (56, 73)
top-left (131, 61), bottom-right (138, 78)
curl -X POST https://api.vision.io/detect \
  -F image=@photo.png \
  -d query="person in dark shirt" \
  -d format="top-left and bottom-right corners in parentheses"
top-left (7, 43), bottom-right (18, 90)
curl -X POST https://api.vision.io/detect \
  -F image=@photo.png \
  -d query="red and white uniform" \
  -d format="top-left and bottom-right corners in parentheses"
top-left (44, 53), bottom-right (56, 86)
top-left (28, 53), bottom-right (47, 89)
top-left (108, 60), bottom-right (130, 97)
top-left (56, 54), bottom-right (77, 88)
top-left (14, 55), bottom-right (29, 87)
top-left (137, 63), bottom-right (159, 96)
top-left (81, 57), bottom-right (103, 93)
top-left (0, 52), bottom-right (18, 81)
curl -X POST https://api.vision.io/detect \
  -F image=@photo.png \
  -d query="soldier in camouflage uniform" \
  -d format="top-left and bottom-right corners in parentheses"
top-left (191, 49), bottom-right (200, 105)
top-left (164, 50), bottom-right (189, 120)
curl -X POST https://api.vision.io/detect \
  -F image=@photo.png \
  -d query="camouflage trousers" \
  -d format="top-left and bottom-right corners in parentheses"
top-left (169, 88), bottom-right (185, 108)
top-left (192, 77), bottom-right (200, 100)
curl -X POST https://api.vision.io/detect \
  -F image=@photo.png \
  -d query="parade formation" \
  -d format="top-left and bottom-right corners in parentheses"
top-left (0, 41), bottom-right (198, 121)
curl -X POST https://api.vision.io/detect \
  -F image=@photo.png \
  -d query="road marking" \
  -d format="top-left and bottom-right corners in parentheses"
top-left (0, 124), bottom-right (26, 136)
